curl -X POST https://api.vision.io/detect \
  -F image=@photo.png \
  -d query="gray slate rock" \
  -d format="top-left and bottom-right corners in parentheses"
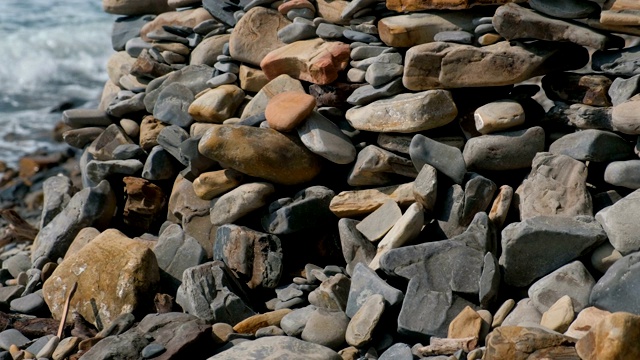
top-left (207, 72), bottom-right (237, 87)
top-left (297, 112), bottom-right (357, 165)
top-left (338, 219), bottom-right (376, 276)
top-left (176, 261), bottom-right (255, 325)
top-left (365, 62), bottom-right (403, 87)
top-left (142, 145), bottom-right (178, 181)
top-left (141, 343), bottom-right (166, 358)
top-left (348, 145), bottom-right (417, 187)
top-left (262, 186), bottom-right (335, 235)
top-left (278, 22), bottom-right (317, 43)
top-left (281, 305), bottom-right (317, 337)
top-left (346, 77), bottom-right (404, 105)
top-left (596, 188), bottom-right (640, 255)
top-left (316, 23), bottom-right (346, 39)
top-left (85, 159), bottom-right (144, 187)
top-left (499, 215), bottom-right (606, 287)
top-left (351, 46), bottom-right (394, 60)
top-left (9, 292), bottom-right (45, 314)
top-left (356, 200), bottom-right (402, 242)
top-left (154, 224), bottom-right (207, 292)
top-left (308, 274), bottom-right (350, 312)
top-left (346, 263), bottom-right (404, 318)
top-left (153, 82), bottom-right (195, 128)
top-left (113, 144), bottom-right (145, 160)
top-left (501, 298), bottom-right (542, 327)
top-left (207, 336), bottom-right (342, 360)
top-left (144, 64), bottom-right (214, 113)
top-left (344, 29), bottom-right (378, 43)
top-left (210, 182), bottom-right (275, 226)
top-left (527, 260), bottom-right (594, 314)
top-left (437, 179), bottom-right (497, 239)
top-left (107, 92), bottom-right (146, 117)
top-left (112, 15), bottom-right (155, 51)
top-left (433, 30), bottom-right (474, 44)
top-left (203, 0), bottom-right (251, 27)
top-left (0, 329), bottom-right (29, 351)
top-left (604, 160), bottom-right (640, 189)
top-left (590, 251), bottom-right (640, 314)
top-left (2, 254), bottom-right (30, 279)
top-left (32, 180), bottom-right (115, 265)
top-left (609, 74), bottom-right (640, 106)
top-left (549, 129), bottom-right (633, 162)
top-left (529, 0), bottom-right (599, 19)
top-left (62, 109), bottom-right (112, 128)
top-left (158, 125), bottom-right (190, 165)
top-left (592, 45), bottom-right (640, 77)
top-left (411, 134), bottom-right (466, 184)
top-left (413, 164), bottom-right (438, 212)
top-left (463, 126), bottom-right (545, 171)
top-left (301, 308), bottom-right (349, 350)
top-left (479, 252), bottom-right (500, 309)
top-left (380, 343), bottom-right (413, 360)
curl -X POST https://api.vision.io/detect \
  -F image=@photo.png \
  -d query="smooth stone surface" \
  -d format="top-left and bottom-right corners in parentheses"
top-left (339, 219), bottom-right (376, 276)
top-left (301, 308), bottom-right (349, 350)
top-left (190, 34), bottom-right (231, 66)
top-left (529, 0), bottom-right (599, 19)
top-left (240, 74), bottom-right (304, 120)
top-left (265, 91), bottom-right (316, 132)
top-left (433, 30), bottom-right (474, 44)
top-left (330, 182), bottom-right (416, 217)
top-left (346, 263), bottom-right (404, 318)
top-left (604, 160), bottom-right (640, 189)
top-left (281, 305), bottom-right (316, 337)
top-left (154, 224), bottom-right (207, 292)
top-left (549, 129), bottom-right (633, 162)
top-left (188, 85), bottom-right (245, 123)
top-left (207, 336), bottom-right (342, 359)
top-left (596, 188), bottom-right (640, 255)
top-left (592, 45), bottom-right (640, 77)
top-left (609, 74), bottom-right (640, 106)
top-left (484, 326), bottom-right (577, 360)
top-left (210, 182), bottom-right (275, 226)
top-left (540, 295), bottom-right (574, 333)
top-left (528, 261), bottom-right (595, 313)
top-left (565, 306), bottom-right (611, 340)
top-left (153, 82), bottom-right (195, 128)
top-left (345, 294), bottom-right (385, 347)
top-left (410, 134), bottom-right (466, 184)
top-left (576, 312), bottom-right (640, 360)
top-left (346, 78), bottom-right (405, 106)
top-left (193, 169), bottom-right (244, 201)
top-left (278, 22), bottom-right (318, 43)
top-left (355, 200), bottom-right (402, 242)
top-left (463, 126), bottom-right (545, 171)
top-left (9, 292), bottom-right (45, 314)
top-left (348, 144), bottom-right (417, 187)
top-left (364, 62), bottom-right (403, 87)
top-left (378, 12), bottom-right (476, 48)
top-left (298, 111), bottom-right (356, 164)
top-left (474, 100), bottom-right (525, 134)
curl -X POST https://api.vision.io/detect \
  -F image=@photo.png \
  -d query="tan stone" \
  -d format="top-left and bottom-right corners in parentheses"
top-left (140, 8), bottom-right (213, 42)
top-left (198, 125), bottom-right (322, 185)
top-left (189, 34), bottom-right (231, 67)
top-left (151, 42), bottom-right (190, 56)
top-left (265, 91), bottom-right (316, 132)
top-left (239, 65), bottom-right (270, 93)
top-left (378, 12), bottom-right (476, 47)
top-left (103, 0), bottom-right (174, 15)
top-left (612, 94), bottom-right (640, 135)
top-left (188, 85), bottom-right (246, 123)
top-left (329, 182), bottom-right (415, 217)
top-left (278, 0), bottom-right (315, 14)
top-left (106, 51), bottom-right (136, 87)
top-left (386, 0), bottom-right (524, 12)
top-left (540, 295), bottom-right (574, 333)
top-left (448, 306), bottom-right (484, 339)
top-left (193, 169), bottom-right (244, 200)
top-left (345, 294), bottom-right (385, 347)
top-left (260, 38), bottom-right (350, 85)
top-left (240, 74), bottom-right (305, 120)
top-left (601, 0), bottom-right (640, 26)
top-left (478, 33), bottom-right (503, 46)
top-left (492, 298), bottom-right (516, 328)
top-left (98, 80), bottom-right (121, 111)
top-left (576, 312), bottom-right (640, 360)
top-left (229, 7), bottom-right (291, 67)
top-left (65, 227), bottom-right (100, 259)
top-left (315, 0), bottom-right (350, 24)
top-left (43, 229), bottom-right (159, 327)
top-left (190, 123), bottom-right (218, 138)
top-left (139, 115), bottom-right (168, 151)
top-left (233, 309), bottom-right (292, 334)
top-left (484, 326), bottom-right (577, 360)
top-left (565, 307), bottom-right (611, 340)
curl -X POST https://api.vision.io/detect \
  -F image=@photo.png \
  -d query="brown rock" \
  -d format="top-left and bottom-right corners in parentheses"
top-left (542, 73), bottom-right (613, 107)
top-left (188, 85), bottom-right (245, 123)
top-left (123, 177), bottom-right (167, 234)
top-left (152, 42), bottom-right (190, 56)
top-left (139, 115), bottom-right (168, 151)
top-left (329, 182), bottom-right (415, 217)
top-left (240, 74), bottom-right (304, 120)
top-left (189, 34), bottom-right (231, 67)
top-left (229, 7), bottom-right (291, 67)
top-left (278, 0), bottom-right (315, 14)
top-left (448, 306), bottom-right (484, 339)
top-left (140, 8), bottom-right (213, 42)
top-left (65, 228), bottom-right (100, 259)
top-left (576, 312), bottom-right (640, 360)
top-left (315, 0), bottom-right (350, 24)
top-left (233, 309), bottom-right (292, 334)
top-left (265, 91), bottom-right (316, 132)
top-left (540, 295), bottom-right (574, 333)
top-left (484, 326), bottom-right (577, 360)
top-left (43, 229), bottom-right (159, 327)
top-left (130, 49), bottom-right (173, 79)
top-left (192, 169), bottom-right (244, 200)
top-left (386, 0), bottom-right (524, 12)
top-left (238, 65), bottom-right (270, 93)
top-left (565, 306), bottom-right (611, 340)
top-left (489, 185), bottom-right (513, 230)
top-left (378, 12), bottom-right (476, 48)
top-left (260, 38), bottom-right (351, 85)
top-left (103, 0), bottom-right (174, 15)
top-left (198, 125), bottom-right (322, 185)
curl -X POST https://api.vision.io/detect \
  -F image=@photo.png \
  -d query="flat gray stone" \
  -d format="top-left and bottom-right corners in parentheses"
top-left (609, 74), bottom-right (640, 106)
top-left (144, 64), bottom-right (214, 113)
top-left (592, 45), bottom-right (640, 77)
top-left (316, 23), bottom-right (346, 39)
top-left (528, 260), bottom-right (594, 314)
top-left (433, 30), bottom-right (474, 44)
top-left (348, 145), bottom-right (417, 187)
top-left (345, 294), bottom-right (385, 347)
top-left (529, 0), bottom-right (599, 19)
top-left (479, 252), bottom-right (500, 309)
top-left (278, 22), bottom-right (317, 43)
top-left (549, 129), bottom-right (633, 162)
top-left (410, 134), bottom-right (466, 184)
top-left (501, 298), bottom-right (542, 327)
top-left (154, 224), bottom-right (207, 292)
top-left (112, 15), bottom-right (155, 51)
top-left (356, 200), bottom-right (402, 242)
top-left (351, 46), bottom-right (394, 60)
top-left (85, 159), bottom-right (144, 187)
top-left (344, 29), bottom-right (378, 43)
top-left (437, 178), bottom-right (497, 239)
top-left (207, 336), bottom-right (342, 359)
top-left (281, 305), bottom-right (316, 337)
top-left (346, 262), bottom-right (404, 318)
top-left (62, 109), bottom-right (112, 128)
top-left (142, 145), bottom-right (178, 181)
top-left (590, 251), bottom-right (640, 314)
top-left (365, 62), bottom-right (403, 87)
top-left (596, 188), bottom-right (640, 255)
top-left (463, 126), bottom-right (545, 171)
top-left (297, 112), bottom-right (357, 165)
top-left (210, 182), bottom-right (276, 226)
top-left (0, 329), bottom-right (29, 351)
top-left (346, 77), bottom-right (405, 106)
top-left (351, 52), bottom-right (403, 71)
top-left (301, 308), bottom-right (349, 350)
top-left (158, 125), bottom-right (190, 165)
top-left (9, 292), bottom-right (45, 314)
top-left (308, 274), bottom-right (350, 312)
top-left (604, 160), bottom-right (640, 189)
top-left (412, 164), bottom-right (438, 212)
top-left (153, 82), bottom-right (195, 128)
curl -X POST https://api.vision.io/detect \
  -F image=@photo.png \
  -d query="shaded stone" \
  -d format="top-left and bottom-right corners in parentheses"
top-left (261, 186), bottom-right (335, 234)
top-left (528, 261), bottom-right (595, 314)
top-left (87, 123), bottom-right (135, 161)
top-left (596, 188), bottom-right (640, 255)
top-left (153, 82), bottom-right (194, 128)
top-left (130, 49), bottom-right (173, 79)
top-left (214, 225), bottom-right (283, 289)
top-left (338, 219), bottom-right (376, 276)
top-left (346, 263), bottom-right (403, 318)
top-left (154, 224), bottom-right (206, 292)
top-left (364, 62), bottom-right (404, 87)
top-left (369, 202), bottom-right (424, 270)
top-left (112, 15), bottom-right (155, 51)
top-left (233, 309), bottom-right (291, 335)
top-left (142, 145), bottom-right (178, 181)
top-left (484, 326), bottom-right (577, 360)
top-left (437, 177), bottom-right (497, 238)
top-left (540, 295), bottom-right (574, 333)
top-left (123, 176), bottom-right (167, 234)
top-left (240, 74), bottom-right (305, 120)
top-left (281, 305), bottom-right (316, 336)
top-left (609, 74), bottom-right (640, 106)
top-left (188, 85), bottom-right (245, 123)
top-left (590, 251), bottom-right (640, 314)
top-left (434, 30), bottom-right (474, 44)
top-left (463, 126), bottom-right (545, 171)
top-left (308, 274), bottom-right (351, 312)
top-left (590, 241), bottom-right (622, 274)
top-left (500, 216), bottom-right (606, 287)
top-left (592, 44), bottom-right (640, 77)
top-left (228, 7), bottom-right (290, 67)
top-left (565, 306), bottom-right (611, 340)
top-left (346, 78), bottom-right (405, 106)
top-left (193, 169), bottom-right (244, 201)
top-left (355, 200), bottom-right (402, 242)
top-left (85, 159), bottom-right (144, 187)
top-left (210, 182), bottom-right (275, 225)
top-left (542, 73), bottom-right (613, 107)
top-left (278, 21), bottom-right (318, 43)
top-left (549, 129), bottom-right (632, 162)
top-left (39, 175), bottom-right (75, 230)
top-left (612, 95), bottom-right (640, 135)
top-left (144, 64), bottom-right (214, 114)
top-left (238, 65), bottom-right (271, 93)
top-left (604, 160), bottom-right (640, 189)
top-left (190, 34), bottom-right (231, 67)
top-left (198, 125), bottom-right (322, 185)
top-left (448, 305), bottom-right (484, 339)
top-left (207, 336), bottom-right (342, 359)
top-left (410, 134), bottom-right (466, 184)
top-left (298, 111), bottom-right (357, 165)
top-left (345, 294), bottom-right (385, 347)
top-left (576, 312), bottom-right (640, 360)
top-left (413, 164), bottom-right (438, 212)
top-left (330, 182), bottom-right (415, 217)
top-left (140, 7), bottom-right (211, 40)
top-left (489, 185), bottom-right (513, 230)
top-left (140, 115), bottom-right (167, 151)
top-left (346, 90), bottom-right (457, 133)
top-left (349, 145), bottom-right (416, 187)
top-left (529, 0), bottom-right (599, 19)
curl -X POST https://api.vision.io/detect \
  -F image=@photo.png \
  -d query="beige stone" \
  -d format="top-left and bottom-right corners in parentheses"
top-left (229, 7), bottom-right (291, 67)
top-left (345, 294), bottom-right (385, 347)
top-left (540, 295), bottom-right (574, 333)
top-left (43, 229), bottom-right (159, 327)
top-left (240, 74), bottom-right (305, 120)
top-left (260, 38), bottom-right (351, 85)
top-left (103, 0), bottom-right (174, 15)
top-left (576, 312), bottom-right (640, 360)
top-left (193, 169), bottom-right (244, 200)
top-left (612, 94), bottom-right (640, 135)
top-left (239, 65), bottom-right (270, 93)
top-left (492, 298), bottom-right (516, 328)
top-left (386, 0), bottom-right (524, 12)
top-left (378, 12), bottom-right (476, 47)
top-left (139, 115), bottom-right (168, 151)
top-left (65, 227), bottom-right (100, 259)
top-left (98, 80), bottom-right (121, 111)
top-left (106, 51), bottom-right (136, 87)
top-left (140, 8), bottom-right (213, 42)
top-left (315, 0), bottom-right (350, 24)
top-left (265, 91), bottom-right (316, 132)
top-left (190, 35), bottom-right (231, 66)
top-left (478, 33), bottom-right (503, 45)
top-left (329, 182), bottom-right (415, 217)
top-left (565, 306), bottom-right (611, 340)
top-left (233, 309), bottom-right (292, 334)
top-left (188, 85), bottom-right (245, 123)
top-left (474, 100), bottom-right (525, 134)
top-left (601, 0), bottom-right (640, 26)
top-left (448, 306), bottom-right (484, 339)
top-left (484, 326), bottom-right (577, 360)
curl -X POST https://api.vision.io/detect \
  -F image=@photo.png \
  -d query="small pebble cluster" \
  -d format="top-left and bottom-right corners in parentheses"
top-left (1, 0), bottom-right (640, 359)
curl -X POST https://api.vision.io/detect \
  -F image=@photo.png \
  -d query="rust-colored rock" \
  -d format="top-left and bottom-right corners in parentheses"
top-left (576, 312), bottom-right (640, 360)
top-left (233, 309), bottom-right (292, 334)
top-left (265, 91), bottom-right (317, 132)
top-left (387, 0), bottom-right (524, 12)
top-left (123, 177), bottom-right (167, 234)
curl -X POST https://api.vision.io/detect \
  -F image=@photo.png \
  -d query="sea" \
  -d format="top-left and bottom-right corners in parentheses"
top-left (0, 0), bottom-right (115, 168)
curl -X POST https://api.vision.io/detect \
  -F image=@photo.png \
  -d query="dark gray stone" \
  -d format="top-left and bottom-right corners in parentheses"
top-left (281, 305), bottom-right (316, 337)
top-left (32, 180), bottom-right (115, 265)
top-left (147, 29), bottom-right (188, 44)
top-left (142, 145), bottom-right (178, 181)
top-left (125, 37), bottom-right (153, 58)
top-left (158, 125), bottom-right (190, 165)
top-left (298, 112), bottom-right (357, 165)
top-left (87, 123), bottom-right (135, 161)
top-left (479, 252), bottom-right (500, 309)
top-left (85, 159), bottom-right (144, 187)
top-left (62, 109), bottom-right (112, 128)
top-left (261, 186), bottom-right (335, 235)
top-left (112, 15), bottom-right (155, 51)
top-left (26, 335), bottom-right (55, 358)
top-left (207, 336), bottom-right (342, 359)
top-left (463, 126), bottom-right (545, 171)
top-left (499, 215), bottom-right (607, 287)
top-left (2, 254), bottom-right (30, 279)
top-left (278, 22), bottom-right (317, 43)
top-left (206, 72), bottom-right (237, 87)
top-left (113, 144), bottom-right (145, 160)
top-left (276, 284), bottom-right (304, 302)
top-left (346, 263), bottom-right (404, 318)
top-left (593, 45), bottom-right (640, 77)
top-left (0, 286), bottom-right (24, 308)
top-left (214, 61), bottom-right (239, 74)
top-left (528, 260), bottom-right (594, 313)
top-left (604, 160), bottom-right (640, 189)
top-left (343, 29), bottom-right (378, 43)
top-left (153, 83), bottom-right (195, 128)
top-left (346, 77), bottom-right (404, 105)
top-left (97, 313), bottom-right (136, 337)
top-left (338, 218), bottom-right (376, 276)
top-left (529, 0), bottom-right (599, 19)
top-left (316, 23), bottom-right (346, 39)
top-left (144, 64), bottom-right (214, 113)
top-left (474, 23), bottom-right (495, 36)
top-left (301, 308), bottom-right (349, 350)
top-left (433, 30), bottom-right (474, 44)
top-left (350, 52), bottom-right (403, 71)
top-left (63, 127), bottom-right (105, 149)
top-left (154, 224), bottom-right (207, 292)
top-left (549, 129), bottom-right (633, 162)
top-left (379, 343), bottom-right (413, 360)
top-left (179, 136), bottom-right (217, 181)
top-left (365, 62), bottom-right (403, 87)
top-left (107, 92), bottom-right (146, 117)
top-left (141, 343), bottom-right (166, 359)
top-left (590, 251), bottom-right (640, 314)
top-left (410, 134), bottom-right (466, 184)
top-left (348, 145), bottom-right (416, 187)
top-left (0, 329), bottom-right (28, 351)
top-left (437, 177), bottom-right (497, 239)
top-left (9, 292), bottom-right (45, 314)
top-left (176, 261), bottom-right (256, 325)
top-left (609, 74), bottom-right (640, 106)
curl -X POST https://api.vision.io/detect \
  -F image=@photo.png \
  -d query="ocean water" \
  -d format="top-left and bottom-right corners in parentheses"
top-left (0, 0), bottom-right (114, 167)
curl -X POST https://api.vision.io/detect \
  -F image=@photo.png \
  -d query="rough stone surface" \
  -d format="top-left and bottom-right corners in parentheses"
top-left (207, 336), bottom-right (342, 359)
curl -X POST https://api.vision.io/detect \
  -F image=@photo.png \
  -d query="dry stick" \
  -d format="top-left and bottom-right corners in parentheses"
top-left (416, 336), bottom-right (479, 356)
top-left (0, 209), bottom-right (38, 247)
top-left (57, 282), bottom-right (78, 339)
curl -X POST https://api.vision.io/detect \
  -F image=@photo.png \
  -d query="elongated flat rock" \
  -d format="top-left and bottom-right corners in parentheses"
top-left (386, 0), bottom-right (525, 12)
top-left (378, 12), bottom-right (476, 47)
top-left (229, 7), bottom-right (291, 67)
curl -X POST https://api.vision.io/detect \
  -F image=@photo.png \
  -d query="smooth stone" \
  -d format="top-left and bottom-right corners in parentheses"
top-left (301, 308), bottom-right (349, 350)
top-left (210, 182), bottom-right (275, 225)
top-left (529, 0), bottom-right (599, 19)
top-left (198, 125), bottom-right (322, 185)
top-left (528, 261), bottom-right (595, 314)
top-left (345, 294), bottom-right (385, 347)
top-left (140, 7), bottom-right (212, 41)
top-left (260, 38), bottom-right (350, 85)
top-left (103, 0), bottom-right (174, 16)
top-left (590, 241), bottom-right (622, 274)
top-left (343, 29), bottom-right (378, 43)
top-left (240, 74), bottom-right (304, 120)
top-left (0, 330), bottom-right (28, 351)
top-left (188, 85), bottom-right (245, 123)
top-left (377, 12), bottom-right (476, 48)
top-left (330, 182), bottom-right (415, 218)
top-left (609, 74), bottom-right (640, 106)
top-left (153, 224), bottom-right (207, 292)
top-left (261, 186), bottom-right (335, 234)
top-left (346, 77), bottom-right (405, 106)
top-left (3, 254), bottom-right (31, 279)
top-left (346, 262), bottom-right (403, 319)
top-left (153, 82), bottom-right (195, 128)
top-left (265, 91), bottom-right (316, 132)
top-left (130, 48), bottom-right (173, 78)
top-left (308, 274), bottom-right (350, 312)
top-left (433, 30), bottom-right (473, 44)
top-left (350, 52), bottom-right (403, 71)
top-left (612, 95), bottom-right (640, 135)
top-left (144, 64), bottom-right (214, 114)
top-left (448, 306), bottom-right (485, 339)
top-left (142, 145), bottom-right (177, 181)
top-left (493, 3), bottom-right (623, 50)
top-left (350, 45), bottom-right (394, 60)
top-left (233, 309), bottom-right (292, 335)
top-left (62, 109), bottom-right (112, 129)
top-left (604, 160), bottom-right (640, 189)
top-left (549, 129), bottom-right (633, 162)
top-left (369, 202), bottom-right (424, 270)
top-left (463, 126), bottom-right (545, 171)
top-left (540, 295), bottom-right (574, 333)
top-left (9, 293), bottom-right (45, 314)
top-left (592, 44), bottom-right (640, 77)
top-left (413, 164), bottom-right (438, 211)
top-left (316, 23), bottom-right (346, 39)
top-left (339, 218), bottom-right (376, 276)
top-left (542, 73), bottom-right (612, 107)
top-left (157, 125), bottom-right (189, 164)
top-left (255, 325), bottom-right (285, 338)
top-left (206, 73), bottom-right (238, 87)
top-left (63, 127), bottom-right (105, 149)
top-left (141, 343), bottom-right (166, 358)
top-left (297, 111), bottom-right (356, 164)
top-left (281, 305), bottom-right (317, 336)
top-left (501, 298), bottom-right (543, 327)
top-left (355, 200), bottom-right (402, 242)
top-left (190, 34), bottom-right (231, 66)
top-left (410, 134), bottom-right (466, 184)
top-left (193, 169), bottom-right (244, 200)
top-left (348, 145), bottom-right (417, 187)
top-left (214, 61), bottom-right (239, 74)
top-left (499, 216), bottom-right (607, 287)
top-left (206, 336), bottom-right (342, 359)
top-left (346, 90), bottom-right (457, 133)
top-left (278, 22), bottom-right (318, 43)
top-left (484, 326), bottom-right (578, 359)
top-left (474, 100), bottom-right (525, 134)
top-left (0, 286), bottom-right (22, 308)
top-left (565, 307), bottom-right (611, 340)
top-left (576, 312), bottom-right (640, 360)
top-left (229, 7), bottom-right (290, 67)
top-left (596, 188), bottom-right (640, 255)
top-left (112, 15), bottom-right (155, 51)
top-left (35, 336), bottom-right (59, 359)
top-left (479, 252), bottom-right (500, 309)
top-left (238, 64), bottom-right (270, 93)
top-left (379, 343), bottom-right (412, 360)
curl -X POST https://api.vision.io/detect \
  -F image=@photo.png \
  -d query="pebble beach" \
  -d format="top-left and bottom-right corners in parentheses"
top-left (1, 0), bottom-right (640, 359)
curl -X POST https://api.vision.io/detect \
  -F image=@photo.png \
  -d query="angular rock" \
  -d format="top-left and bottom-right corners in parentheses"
top-left (265, 91), bottom-right (316, 132)
top-left (298, 112), bottom-right (357, 165)
top-left (262, 186), bottom-right (335, 234)
top-left (142, 145), bottom-right (178, 181)
top-left (528, 261), bottom-right (595, 314)
top-left (154, 224), bottom-right (206, 292)
top-left (474, 100), bottom-right (525, 134)
top-left (308, 274), bottom-right (351, 312)
top-left (85, 159), bottom-right (144, 187)
top-left (153, 82), bottom-right (195, 128)
top-left (210, 182), bottom-right (275, 226)
top-left (281, 305), bottom-right (316, 337)
top-left (565, 306), bottom-right (611, 340)
top-left (609, 74), bottom-right (640, 106)
top-left (463, 126), bottom-right (545, 171)
top-left (190, 34), bottom-right (231, 67)
top-left (338, 219), bottom-right (376, 276)
top-left (540, 295), bottom-right (574, 333)
top-left (479, 252), bottom-right (501, 308)
top-left (123, 176), bottom-right (167, 234)
top-left (207, 336), bottom-right (342, 359)
top-left (346, 263), bottom-right (403, 318)
top-left (369, 202), bottom-right (424, 270)
top-left (144, 64), bottom-right (214, 114)
top-left (549, 129), bottom-right (633, 162)
top-left (542, 73), bottom-right (612, 107)
top-left (448, 305), bottom-right (484, 339)
top-left (592, 44), bottom-right (640, 77)
top-left (345, 294), bottom-right (385, 347)
top-left (576, 312), bottom-right (640, 360)
top-left (39, 175), bottom-right (75, 230)
top-left (410, 134), bottom-right (466, 184)
top-left (378, 12), bottom-right (475, 48)
top-left (484, 326), bottom-right (577, 360)
top-left (140, 8), bottom-right (212, 41)
top-left (596, 188), bottom-right (640, 255)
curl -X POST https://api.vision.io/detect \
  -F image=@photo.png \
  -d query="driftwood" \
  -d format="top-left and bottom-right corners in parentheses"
top-left (0, 209), bottom-right (38, 247)
top-left (0, 311), bottom-right (61, 338)
top-left (415, 336), bottom-right (479, 356)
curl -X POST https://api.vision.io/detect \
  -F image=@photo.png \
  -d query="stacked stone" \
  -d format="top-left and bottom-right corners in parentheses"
top-left (2, 0), bottom-right (640, 358)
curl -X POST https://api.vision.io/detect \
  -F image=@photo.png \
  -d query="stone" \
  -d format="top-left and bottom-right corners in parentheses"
top-left (527, 260), bottom-right (594, 315)
top-left (298, 111), bottom-right (357, 164)
top-left (604, 160), bottom-right (640, 189)
top-left (52, 336), bottom-right (79, 360)
top-left (596, 189), bottom-right (640, 255)
top-left (238, 65), bottom-right (271, 93)
top-left (190, 34), bottom-right (231, 67)
top-left (410, 134), bottom-right (466, 184)
top-left (609, 74), bottom-right (640, 106)
top-left (229, 7), bottom-right (290, 67)
top-left (351, 52), bottom-right (403, 71)
top-left (434, 30), bottom-right (474, 44)
top-left (412, 164), bottom-right (438, 212)
top-left (549, 129), bottom-right (632, 163)
top-left (87, 123), bottom-right (135, 161)
top-left (103, 0), bottom-right (174, 15)
top-left (39, 175), bottom-right (75, 231)
top-left (281, 305), bottom-right (316, 336)
top-left (387, 0), bottom-right (525, 12)
top-left (489, 185), bottom-right (513, 229)
top-left (32, 180), bottom-right (115, 264)
top-left (240, 74), bottom-right (305, 120)
top-left (576, 312), bottom-right (640, 360)
top-left (355, 200), bottom-right (402, 242)
top-left (130, 49), bottom-right (173, 79)
top-left (265, 91), bottom-right (316, 131)
top-left (612, 95), bottom-right (640, 135)
top-left (43, 229), bottom-right (159, 327)
top-left (308, 274), bottom-right (350, 312)
top-left (63, 128), bottom-right (105, 149)
top-left (493, 3), bottom-right (623, 50)
top-left (591, 241), bottom-right (623, 274)
top-left (479, 252), bottom-right (500, 308)
top-left (436, 178), bottom-right (497, 238)
top-left (153, 82), bottom-right (195, 128)
top-left (144, 64), bottom-right (214, 114)
top-left (111, 15), bottom-right (155, 51)
top-left (339, 219), bottom-right (376, 276)
top-left (369, 202), bottom-right (424, 270)
top-left (0, 329), bottom-right (28, 351)
top-left (62, 108), bottom-right (112, 129)
top-left (540, 295), bottom-right (574, 333)
top-left (207, 336), bottom-right (342, 359)
top-left (210, 182), bottom-right (275, 225)
top-left (140, 7), bottom-right (211, 40)
top-left (316, 23), bottom-right (346, 39)
top-left (345, 294), bottom-right (385, 347)
top-left (193, 169), bottom-right (244, 200)
top-left (529, 0), bottom-right (599, 19)
top-left (403, 41), bottom-right (588, 90)
top-left (500, 216), bottom-right (606, 287)
top-left (261, 186), bottom-right (335, 234)
top-left (378, 12), bottom-right (475, 48)
top-left (142, 145), bottom-right (178, 181)
top-left (448, 306), bottom-right (484, 339)
top-left (10, 292), bottom-right (45, 314)
top-left (261, 38), bottom-right (350, 85)
top-left (592, 44), bottom-right (640, 77)
top-left (207, 73), bottom-right (237, 88)
top-left (157, 125), bottom-right (189, 164)
top-left (474, 100), bottom-right (525, 134)
top-left (484, 326), bottom-right (577, 360)
top-left (493, 299), bottom-right (516, 328)
top-left (198, 125), bottom-right (322, 185)
top-left (379, 343), bottom-right (412, 360)
top-left (188, 85), bottom-right (245, 123)
top-left (278, 21), bottom-right (318, 43)
top-left (565, 307), bottom-right (611, 340)
top-left (346, 78), bottom-right (405, 106)
top-left (214, 225), bottom-right (283, 289)
top-left (84, 159), bottom-right (144, 187)
top-left (364, 62), bottom-right (403, 87)
top-left (233, 309), bottom-right (291, 334)
top-left (590, 252), bottom-right (640, 314)
top-left (105, 51), bottom-right (137, 88)
top-left (176, 261), bottom-right (255, 325)
top-left (346, 90), bottom-right (457, 133)
top-left (346, 263), bottom-right (404, 318)
top-left (154, 224), bottom-right (206, 292)
top-left (301, 308), bottom-right (349, 350)
top-left (330, 182), bottom-right (415, 217)
top-left (463, 126), bottom-right (545, 171)
top-left (542, 73), bottom-right (612, 107)
top-left (140, 115), bottom-right (167, 151)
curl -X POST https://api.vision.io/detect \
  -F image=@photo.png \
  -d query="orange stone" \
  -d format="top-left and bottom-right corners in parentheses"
top-left (265, 91), bottom-right (317, 132)
top-left (278, 0), bottom-right (315, 14)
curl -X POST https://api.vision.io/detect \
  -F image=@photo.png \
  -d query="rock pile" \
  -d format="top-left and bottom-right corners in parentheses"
top-left (1, 0), bottom-right (640, 358)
